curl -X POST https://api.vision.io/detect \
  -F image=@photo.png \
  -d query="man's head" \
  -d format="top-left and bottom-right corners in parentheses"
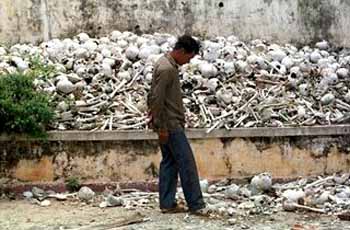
top-left (171, 35), bottom-right (200, 65)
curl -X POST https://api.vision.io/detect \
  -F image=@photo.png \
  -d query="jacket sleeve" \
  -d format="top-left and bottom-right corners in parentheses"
top-left (149, 68), bottom-right (175, 131)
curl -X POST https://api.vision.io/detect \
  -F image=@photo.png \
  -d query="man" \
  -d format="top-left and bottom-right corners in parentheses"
top-left (147, 35), bottom-right (208, 215)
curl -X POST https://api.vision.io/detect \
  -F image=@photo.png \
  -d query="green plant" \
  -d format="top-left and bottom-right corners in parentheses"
top-left (28, 55), bottom-right (56, 79)
top-left (0, 72), bottom-right (55, 138)
top-left (65, 177), bottom-right (81, 192)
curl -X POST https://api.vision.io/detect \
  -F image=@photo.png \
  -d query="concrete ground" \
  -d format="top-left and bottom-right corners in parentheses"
top-left (0, 199), bottom-right (349, 230)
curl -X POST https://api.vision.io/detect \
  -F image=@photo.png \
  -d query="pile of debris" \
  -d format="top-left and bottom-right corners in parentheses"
top-left (1, 32), bottom-right (350, 131)
top-left (22, 173), bottom-right (350, 224)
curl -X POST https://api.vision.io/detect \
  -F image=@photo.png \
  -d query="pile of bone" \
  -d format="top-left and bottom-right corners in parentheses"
top-left (1, 31), bottom-right (350, 131)
top-left (21, 173), bottom-right (350, 223)
top-left (195, 173), bottom-right (350, 220)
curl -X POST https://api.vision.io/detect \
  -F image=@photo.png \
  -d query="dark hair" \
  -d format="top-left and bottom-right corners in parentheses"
top-left (174, 35), bottom-right (200, 55)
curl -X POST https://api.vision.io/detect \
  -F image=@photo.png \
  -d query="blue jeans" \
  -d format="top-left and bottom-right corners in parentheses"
top-left (159, 129), bottom-right (205, 211)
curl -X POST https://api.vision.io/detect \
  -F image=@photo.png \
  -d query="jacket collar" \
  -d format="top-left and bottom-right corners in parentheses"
top-left (166, 53), bottom-right (179, 68)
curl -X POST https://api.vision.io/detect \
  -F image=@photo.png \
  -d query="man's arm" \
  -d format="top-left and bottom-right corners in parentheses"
top-left (150, 68), bottom-right (175, 132)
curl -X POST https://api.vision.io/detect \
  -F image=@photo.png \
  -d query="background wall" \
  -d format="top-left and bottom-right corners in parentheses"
top-left (1, 135), bottom-right (350, 182)
top-left (1, 0), bottom-right (350, 46)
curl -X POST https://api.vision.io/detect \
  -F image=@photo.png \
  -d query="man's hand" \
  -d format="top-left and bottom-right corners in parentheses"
top-left (147, 111), bottom-right (153, 129)
top-left (158, 130), bottom-right (169, 144)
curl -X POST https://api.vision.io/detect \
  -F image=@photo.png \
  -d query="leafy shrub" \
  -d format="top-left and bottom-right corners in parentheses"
top-left (0, 72), bottom-right (55, 138)
top-left (65, 177), bottom-right (81, 192)
top-left (28, 55), bottom-right (56, 79)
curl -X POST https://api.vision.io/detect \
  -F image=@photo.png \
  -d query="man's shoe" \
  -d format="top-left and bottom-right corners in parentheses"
top-left (189, 207), bottom-right (211, 217)
top-left (161, 205), bottom-right (186, 214)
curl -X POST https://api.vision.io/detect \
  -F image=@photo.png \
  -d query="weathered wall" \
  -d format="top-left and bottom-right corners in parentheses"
top-left (1, 0), bottom-right (350, 46)
top-left (1, 136), bottom-right (350, 183)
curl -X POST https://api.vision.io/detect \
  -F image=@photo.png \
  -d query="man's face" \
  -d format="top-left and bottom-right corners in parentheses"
top-left (178, 50), bottom-right (195, 65)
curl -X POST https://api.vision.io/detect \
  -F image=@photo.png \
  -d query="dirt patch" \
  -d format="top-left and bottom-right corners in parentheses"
top-left (0, 199), bottom-right (349, 230)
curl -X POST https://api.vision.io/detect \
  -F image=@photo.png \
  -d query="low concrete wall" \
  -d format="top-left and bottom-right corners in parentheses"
top-left (1, 0), bottom-right (350, 46)
top-left (1, 126), bottom-right (350, 183)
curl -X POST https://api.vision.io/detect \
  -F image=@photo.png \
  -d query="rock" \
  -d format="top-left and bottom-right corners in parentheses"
top-left (56, 78), bottom-right (75, 94)
top-left (11, 56), bottom-right (29, 71)
top-left (227, 207), bottom-right (236, 216)
top-left (310, 51), bottom-right (322, 63)
top-left (199, 63), bottom-right (218, 78)
top-left (334, 174), bottom-right (350, 184)
top-left (282, 190), bottom-right (305, 203)
top-left (208, 185), bottom-right (217, 194)
top-left (253, 195), bottom-right (270, 207)
top-left (125, 46), bottom-right (139, 61)
top-left (40, 200), bottom-right (51, 207)
top-left (32, 187), bottom-right (46, 199)
top-left (48, 193), bottom-right (68, 201)
top-left (238, 201), bottom-right (255, 209)
top-left (200, 179), bottom-right (209, 193)
top-left (67, 73), bottom-right (83, 83)
top-left (315, 191), bottom-right (330, 205)
top-left (224, 184), bottom-right (240, 199)
top-left (269, 49), bottom-right (287, 62)
top-left (57, 101), bottom-right (69, 112)
top-left (282, 201), bottom-right (297, 212)
top-left (250, 173), bottom-right (273, 193)
top-left (320, 93), bottom-right (335, 105)
top-left (281, 56), bottom-right (294, 69)
top-left (106, 194), bottom-right (124, 207)
top-left (239, 186), bottom-right (252, 197)
top-left (23, 191), bottom-right (33, 199)
top-left (78, 186), bottom-right (95, 201)
top-left (0, 47), bottom-right (7, 56)
top-left (77, 33), bottom-right (90, 43)
top-left (228, 218), bottom-right (237, 225)
top-left (336, 68), bottom-right (349, 78)
top-left (316, 41), bottom-right (329, 50)
top-left (99, 201), bottom-right (108, 208)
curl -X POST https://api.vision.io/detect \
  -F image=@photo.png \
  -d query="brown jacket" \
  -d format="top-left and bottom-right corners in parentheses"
top-left (147, 54), bottom-right (185, 131)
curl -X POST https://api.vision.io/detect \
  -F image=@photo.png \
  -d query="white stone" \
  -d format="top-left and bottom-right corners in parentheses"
top-left (57, 79), bottom-right (75, 94)
top-left (82, 40), bottom-right (97, 52)
top-left (199, 63), bottom-right (218, 78)
top-left (23, 191), bottom-right (33, 199)
top-left (57, 101), bottom-right (69, 112)
top-left (251, 173), bottom-right (272, 192)
top-left (310, 51), bottom-right (322, 63)
top-left (0, 47), bottom-right (7, 56)
top-left (102, 62), bottom-right (113, 78)
top-left (281, 56), bottom-right (294, 69)
top-left (117, 71), bottom-right (131, 81)
top-left (78, 186), bottom-right (95, 201)
top-left (268, 49), bottom-right (287, 62)
top-left (316, 40), bottom-right (329, 50)
top-left (125, 46), bottom-right (139, 61)
top-left (200, 179), bottom-right (209, 193)
top-left (106, 195), bottom-right (124, 207)
top-left (139, 45), bottom-right (161, 60)
top-left (40, 200), bottom-right (51, 207)
top-left (77, 33), bottom-right (90, 43)
top-left (282, 189), bottom-right (305, 203)
top-left (337, 68), bottom-right (349, 78)
top-left (224, 184), bottom-right (240, 199)
top-left (11, 56), bottom-right (28, 71)
top-left (110, 31), bottom-right (122, 41)
top-left (321, 93), bottom-right (335, 105)
top-left (101, 48), bottom-right (112, 58)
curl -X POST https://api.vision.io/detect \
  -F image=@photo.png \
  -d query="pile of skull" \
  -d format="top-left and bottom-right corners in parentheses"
top-left (1, 31), bottom-right (350, 131)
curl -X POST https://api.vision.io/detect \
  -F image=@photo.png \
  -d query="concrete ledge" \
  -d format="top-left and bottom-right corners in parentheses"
top-left (1, 125), bottom-right (350, 141)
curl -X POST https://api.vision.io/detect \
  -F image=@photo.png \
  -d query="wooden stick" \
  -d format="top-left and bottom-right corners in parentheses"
top-left (67, 213), bottom-right (149, 230)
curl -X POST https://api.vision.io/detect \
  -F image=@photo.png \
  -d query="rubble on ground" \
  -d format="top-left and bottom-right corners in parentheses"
top-left (20, 173), bottom-right (350, 224)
